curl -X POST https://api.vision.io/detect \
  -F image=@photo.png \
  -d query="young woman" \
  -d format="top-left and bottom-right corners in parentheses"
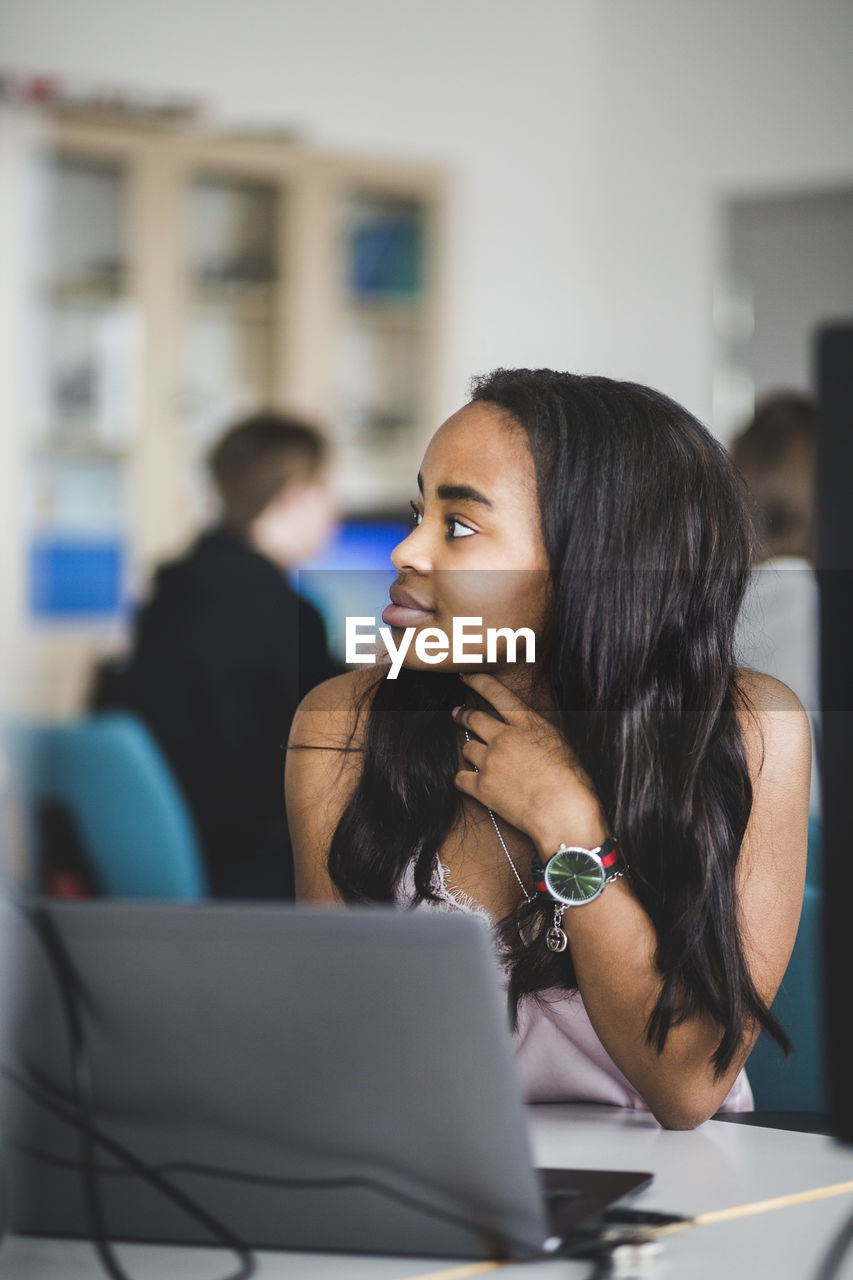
top-left (286, 369), bottom-right (810, 1130)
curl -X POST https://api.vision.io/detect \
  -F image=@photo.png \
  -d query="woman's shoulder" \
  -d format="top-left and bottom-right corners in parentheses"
top-left (734, 668), bottom-right (811, 790)
top-left (288, 666), bottom-right (383, 752)
top-left (732, 673), bottom-right (810, 968)
top-left (736, 667), bottom-right (805, 710)
top-left (286, 668), bottom-right (384, 902)
top-left (735, 668), bottom-right (809, 729)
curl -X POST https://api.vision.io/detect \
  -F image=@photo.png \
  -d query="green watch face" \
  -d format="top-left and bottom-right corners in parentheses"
top-left (544, 847), bottom-right (606, 906)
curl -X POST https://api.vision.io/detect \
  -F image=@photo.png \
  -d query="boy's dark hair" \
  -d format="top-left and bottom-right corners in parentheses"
top-left (208, 411), bottom-right (328, 534)
top-left (729, 391), bottom-right (816, 560)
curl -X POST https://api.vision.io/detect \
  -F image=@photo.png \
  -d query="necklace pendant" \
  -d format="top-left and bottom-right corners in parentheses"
top-left (546, 925), bottom-right (568, 953)
top-left (545, 904), bottom-right (568, 953)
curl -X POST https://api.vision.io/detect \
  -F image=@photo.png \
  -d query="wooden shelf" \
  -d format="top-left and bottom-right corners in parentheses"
top-left (5, 112), bottom-right (445, 715)
top-left (30, 438), bottom-right (130, 461)
top-left (343, 297), bottom-right (427, 331)
top-left (187, 281), bottom-right (277, 320)
top-left (42, 274), bottom-right (129, 303)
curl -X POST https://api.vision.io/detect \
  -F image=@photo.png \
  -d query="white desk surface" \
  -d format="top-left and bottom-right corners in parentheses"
top-left (4, 1106), bottom-right (853, 1280)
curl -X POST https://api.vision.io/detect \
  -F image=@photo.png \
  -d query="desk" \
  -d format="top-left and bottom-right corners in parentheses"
top-left (3, 1106), bottom-right (853, 1279)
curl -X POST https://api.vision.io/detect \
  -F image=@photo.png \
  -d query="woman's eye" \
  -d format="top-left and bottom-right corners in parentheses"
top-left (408, 501), bottom-right (473, 539)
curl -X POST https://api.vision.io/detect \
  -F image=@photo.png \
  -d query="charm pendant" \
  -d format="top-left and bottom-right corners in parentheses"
top-left (545, 905), bottom-right (568, 953)
top-left (546, 926), bottom-right (567, 953)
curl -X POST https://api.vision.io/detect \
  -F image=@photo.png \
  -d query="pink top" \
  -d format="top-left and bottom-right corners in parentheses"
top-left (399, 860), bottom-right (754, 1115)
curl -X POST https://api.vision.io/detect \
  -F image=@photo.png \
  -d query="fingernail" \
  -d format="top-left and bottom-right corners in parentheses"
top-left (451, 706), bottom-right (461, 719)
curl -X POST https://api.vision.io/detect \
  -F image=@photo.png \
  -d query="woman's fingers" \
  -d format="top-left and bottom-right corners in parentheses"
top-left (459, 735), bottom-right (487, 770)
top-left (454, 769), bottom-right (479, 798)
top-left (459, 671), bottom-right (529, 724)
top-left (452, 705), bottom-right (497, 743)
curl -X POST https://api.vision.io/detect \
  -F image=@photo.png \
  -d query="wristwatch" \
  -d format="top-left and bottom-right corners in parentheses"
top-left (531, 838), bottom-right (625, 907)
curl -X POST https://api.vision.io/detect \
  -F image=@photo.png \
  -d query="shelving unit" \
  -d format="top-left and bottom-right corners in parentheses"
top-left (322, 162), bottom-right (443, 512)
top-left (0, 110), bottom-right (445, 716)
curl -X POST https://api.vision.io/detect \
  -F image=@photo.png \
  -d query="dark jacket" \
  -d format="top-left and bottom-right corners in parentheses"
top-left (101, 529), bottom-right (338, 894)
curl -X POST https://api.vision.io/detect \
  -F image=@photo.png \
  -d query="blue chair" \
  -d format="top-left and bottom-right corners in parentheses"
top-left (7, 713), bottom-right (208, 900)
top-left (745, 880), bottom-right (827, 1112)
top-left (806, 813), bottom-right (823, 888)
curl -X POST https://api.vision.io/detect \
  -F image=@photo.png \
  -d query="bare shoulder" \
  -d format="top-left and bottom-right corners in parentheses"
top-left (288, 666), bottom-right (382, 752)
top-left (285, 667), bottom-right (382, 903)
top-left (735, 669), bottom-right (810, 915)
top-left (735, 669), bottom-right (811, 782)
top-left (736, 667), bottom-right (805, 714)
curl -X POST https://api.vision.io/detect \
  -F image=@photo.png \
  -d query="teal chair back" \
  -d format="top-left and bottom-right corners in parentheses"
top-left (9, 713), bottom-right (207, 900)
top-left (806, 813), bottom-right (823, 887)
top-left (746, 874), bottom-right (827, 1112)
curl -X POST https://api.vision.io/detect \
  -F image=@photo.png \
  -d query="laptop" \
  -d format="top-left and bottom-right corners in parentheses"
top-left (0, 896), bottom-right (651, 1259)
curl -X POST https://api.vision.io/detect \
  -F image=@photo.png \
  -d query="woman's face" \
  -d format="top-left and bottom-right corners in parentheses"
top-left (384, 402), bottom-right (551, 675)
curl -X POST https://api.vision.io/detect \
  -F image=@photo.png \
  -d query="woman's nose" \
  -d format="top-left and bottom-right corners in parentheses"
top-left (390, 522), bottom-right (432, 574)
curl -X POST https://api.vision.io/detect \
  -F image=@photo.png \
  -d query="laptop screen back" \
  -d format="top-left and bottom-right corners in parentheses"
top-left (0, 897), bottom-right (550, 1258)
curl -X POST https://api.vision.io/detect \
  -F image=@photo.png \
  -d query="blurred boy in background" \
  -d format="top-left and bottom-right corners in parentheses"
top-left (97, 412), bottom-right (339, 897)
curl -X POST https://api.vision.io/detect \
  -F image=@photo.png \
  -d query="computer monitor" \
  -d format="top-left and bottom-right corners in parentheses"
top-left (815, 320), bottom-right (853, 1142)
top-left (294, 512), bottom-right (410, 663)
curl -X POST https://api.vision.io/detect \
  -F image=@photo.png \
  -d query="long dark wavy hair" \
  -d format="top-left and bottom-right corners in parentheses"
top-left (324, 368), bottom-right (789, 1075)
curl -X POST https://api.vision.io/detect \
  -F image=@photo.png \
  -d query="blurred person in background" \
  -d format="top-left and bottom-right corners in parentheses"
top-left (731, 392), bottom-right (820, 817)
top-left (96, 412), bottom-right (339, 898)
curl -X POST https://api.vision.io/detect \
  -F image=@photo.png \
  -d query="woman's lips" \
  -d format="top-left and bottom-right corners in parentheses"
top-left (381, 602), bottom-right (435, 628)
top-left (383, 584), bottom-right (435, 628)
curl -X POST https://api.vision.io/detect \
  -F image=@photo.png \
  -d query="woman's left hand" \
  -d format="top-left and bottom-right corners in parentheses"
top-left (452, 672), bottom-right (609, 853)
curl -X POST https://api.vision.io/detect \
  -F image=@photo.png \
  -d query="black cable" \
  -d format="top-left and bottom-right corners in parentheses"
top-left (27, 906), bottom-right (124, 1279)
top-left (2, 1065), bottom-right (538, 1255)
top-left (3, 1067), bottom-right (258, 1268)
top-left (814, 1202), bottom-right (853, 1280)
top-left (8, 899), bottom-right (649, 1272)
top-left (4, 1105), bottom-right (672, 1279)
top-left (5, 1065), bottom-right (670, 1273)
top-left (6, 1139), bottom-right (125, 1177)
top-left (13, 903), bottom-right (256, 1280)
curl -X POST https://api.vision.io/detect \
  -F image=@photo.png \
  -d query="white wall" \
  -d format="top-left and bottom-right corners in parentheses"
top-left (2, 0), bottom-right (852, 426)
top-left (588, 0), bottom-right (853, 422)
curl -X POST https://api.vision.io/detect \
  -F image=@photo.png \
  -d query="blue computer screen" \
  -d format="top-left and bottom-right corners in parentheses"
top-left (29, 536), bottom-right (125, 619)
top-left (293, 516), bottom-right (410, 662)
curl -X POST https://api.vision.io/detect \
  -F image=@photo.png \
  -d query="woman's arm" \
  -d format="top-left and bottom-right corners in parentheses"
top-left (285, 670), bottom-right (372, 904)
top-left (454, 669), bottom-right (810, 1129)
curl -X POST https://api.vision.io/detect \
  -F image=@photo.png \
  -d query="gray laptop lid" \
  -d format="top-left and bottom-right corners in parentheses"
top-left (0, 897), bottom-right (552, 1257)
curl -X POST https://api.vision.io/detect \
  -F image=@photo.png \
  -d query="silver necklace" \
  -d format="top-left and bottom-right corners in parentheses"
top-left (463, 728), bottom-right (533, 905)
